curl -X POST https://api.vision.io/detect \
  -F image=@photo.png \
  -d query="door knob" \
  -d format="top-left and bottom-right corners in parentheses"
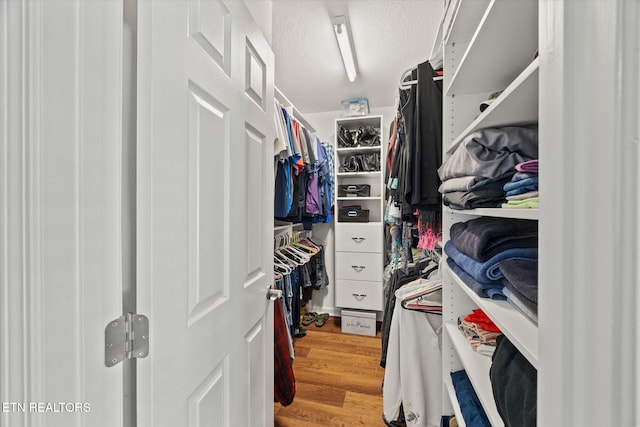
top-left (267, 288), bottom-right (282, 301)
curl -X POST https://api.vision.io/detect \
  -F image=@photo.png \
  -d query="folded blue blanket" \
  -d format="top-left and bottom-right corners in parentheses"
top-left (444, 241), bottom-right (538, 284)
top-left (450, 216), bottom-right (538, 262)
top-left (451, 370), bottom-right (492, 427)
top-left (506, 185), bottom-right (538, 197)
top-left (499, 258), bottom-right (538, 303)
top-left (447, 258), bottom-right (506, 300)
top-left (503, 176), bottom-right (539, 192)
top-left (511, 172), bottom-right (538, 182)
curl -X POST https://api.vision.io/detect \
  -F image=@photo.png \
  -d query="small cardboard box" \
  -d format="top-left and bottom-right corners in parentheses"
top-left (341, 309), bottom-right (376, 336)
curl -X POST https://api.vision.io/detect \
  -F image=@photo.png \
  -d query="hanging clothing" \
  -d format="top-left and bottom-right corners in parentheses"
top-left (274, 234), bottom-right (329, 337)
top-left (309, 245), bottom-right (329, 290)
top-left (408, 60), bottom-right (443, 209)
top-left (273, 103), bottom-right (334, 225)
top-left (274, 297), bottom-right (296, 406)
top-left (383, 280), bottom-right (442, 427)
top-left (384, 61), bottom-right (443, 273)
top-left (321, 141), bottom-right (335, 206)
top-left (274, 100), bottom-right (290, 158)
top-left (380, 258), bottom-right (434, 368)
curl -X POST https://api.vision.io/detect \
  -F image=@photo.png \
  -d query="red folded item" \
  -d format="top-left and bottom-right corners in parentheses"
top-left (464, 309), bottom-right (501, 333)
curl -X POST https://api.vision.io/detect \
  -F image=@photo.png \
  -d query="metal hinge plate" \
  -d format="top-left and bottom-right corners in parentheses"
top-left (105, 313), bottom-right (149, 367)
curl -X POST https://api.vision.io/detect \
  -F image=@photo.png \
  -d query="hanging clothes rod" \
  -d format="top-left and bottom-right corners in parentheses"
top-left (274, 86), bottom-right (315, 132)
top-left (399, 65), bottom-right (443, 88)
top-left (401, 76), bottom-right (443, 86)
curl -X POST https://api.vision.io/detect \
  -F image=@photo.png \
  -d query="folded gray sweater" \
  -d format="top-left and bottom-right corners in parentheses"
top-left (439, 126), bottom-right (538, 182)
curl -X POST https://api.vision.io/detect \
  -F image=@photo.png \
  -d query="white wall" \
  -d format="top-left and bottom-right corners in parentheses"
top-left (305, 106), bottom-right (395, 317)
top-left (244, 0), bottom-right (273, 45)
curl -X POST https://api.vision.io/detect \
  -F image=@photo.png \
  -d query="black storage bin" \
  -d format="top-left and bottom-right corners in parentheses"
top-left (338, 208), bottom-right (370, 223)
top-left (338, 184), bottom-right (371, 198)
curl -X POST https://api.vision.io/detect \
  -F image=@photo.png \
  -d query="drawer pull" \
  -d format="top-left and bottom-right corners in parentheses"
top-left (352, 293), bottom-right (367, 299)
top-left (351, 265), bottom-right (366, 271)
top-left (351, 237), bottom-right (366, 243)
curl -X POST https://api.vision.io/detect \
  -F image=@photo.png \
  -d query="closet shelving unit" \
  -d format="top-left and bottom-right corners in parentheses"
top-left (333, 115), bottom-right (385, 313)
top-left (440, 1), bottom-right (539, 426)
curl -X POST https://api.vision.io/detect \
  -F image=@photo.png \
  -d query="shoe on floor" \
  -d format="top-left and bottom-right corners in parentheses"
top-left (301, 312), bottom-right (317, 326)
top-left (315, 313), bottom-right (329, 327)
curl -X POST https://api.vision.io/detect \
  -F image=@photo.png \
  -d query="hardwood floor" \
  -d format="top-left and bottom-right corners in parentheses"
top-left (274, 316), bottom-right (388, 426)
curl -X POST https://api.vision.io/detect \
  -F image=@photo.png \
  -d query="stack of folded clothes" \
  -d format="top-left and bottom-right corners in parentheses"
top-left (502, 160), bottom-right (539, 209)
top-left (444, 217), bottom-right (538, 300)
top-left (458, 309), bottom-right (502, 357)
top-left (499, 258), bottom-right (538, 324)
top-left (438, 126), bottom-right (538, 210)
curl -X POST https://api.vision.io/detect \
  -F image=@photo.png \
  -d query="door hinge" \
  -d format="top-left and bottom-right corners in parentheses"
top-left (105, 313), bottom-right (149, 367)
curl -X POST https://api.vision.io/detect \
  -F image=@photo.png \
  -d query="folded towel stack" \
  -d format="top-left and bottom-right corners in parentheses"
top-left (500, 258), bottom-right (539, 324)
top-left (502, 160), bottom-right (539, 209)
top-left (458, 309), bottom-right (502, 356)
top-left (444, 217), bottom-right (538, 302)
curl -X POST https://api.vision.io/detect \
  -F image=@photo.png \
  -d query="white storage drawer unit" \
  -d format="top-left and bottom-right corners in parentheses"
top-left (335, 252), bottom-right (383, 282)
top-left (335, 280), bottom-right (383, 311)
top-left (334, 223), bottom-right (383, 253)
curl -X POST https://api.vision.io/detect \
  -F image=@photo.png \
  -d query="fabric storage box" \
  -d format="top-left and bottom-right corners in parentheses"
top-left (338, 184), bottom-right (371, 197)
top-left (338, 208), bottom-right (369, 222)
top-left (341, 309), bottom-right (376, 336)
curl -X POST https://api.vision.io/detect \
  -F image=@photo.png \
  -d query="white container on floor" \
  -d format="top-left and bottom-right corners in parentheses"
top-left (341, 309), bottom-right (377, 336)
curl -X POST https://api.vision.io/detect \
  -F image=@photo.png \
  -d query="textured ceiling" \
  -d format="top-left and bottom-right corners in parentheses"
top-left (272, 0), bottom-right (444, 114)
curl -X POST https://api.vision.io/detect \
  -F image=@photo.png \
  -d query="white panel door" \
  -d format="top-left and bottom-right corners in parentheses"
top-left (136, 1), bottom-right (275, 426)
top-left (0, 1), bottom-right (123, 427)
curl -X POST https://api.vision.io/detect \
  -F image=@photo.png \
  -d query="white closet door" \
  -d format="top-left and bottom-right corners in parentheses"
top-left (0, 1), bottom-right (123, 426)
top-left (136, 1), bottom-right (275, 426)
top-left (539, 1), bottom-right (640, 426)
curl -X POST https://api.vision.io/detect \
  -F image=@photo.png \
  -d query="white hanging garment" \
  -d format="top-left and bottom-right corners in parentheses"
top-left (383, 280), bottom-right (443, 427)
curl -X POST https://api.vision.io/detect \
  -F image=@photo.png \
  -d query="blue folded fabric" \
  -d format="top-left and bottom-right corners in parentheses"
top-left (511, 172), bottom-right (538, 182)
top-left (449, 216), bottom-right (538, 262)
top-left (503, 176), bottom-right (539, 192)
top-left (444, 241), bottom-right (538, 284)
top-left (447, 258), bottom-right (506, 300)
top-left (487, 287), bottom-right (507, 300)
top-left (499, 259), bottom-right (538, 303)
top-left (506, 185), bottom-right (538, 197)
top-left (451, 370), bottom-right (492, 427)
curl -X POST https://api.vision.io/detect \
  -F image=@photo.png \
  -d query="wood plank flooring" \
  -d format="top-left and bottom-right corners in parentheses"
top-left (274, 316), bottom-right (388, 426)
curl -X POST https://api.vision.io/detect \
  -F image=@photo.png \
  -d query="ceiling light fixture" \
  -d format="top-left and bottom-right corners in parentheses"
top-left (332, 15), bottom-right (357, 82)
